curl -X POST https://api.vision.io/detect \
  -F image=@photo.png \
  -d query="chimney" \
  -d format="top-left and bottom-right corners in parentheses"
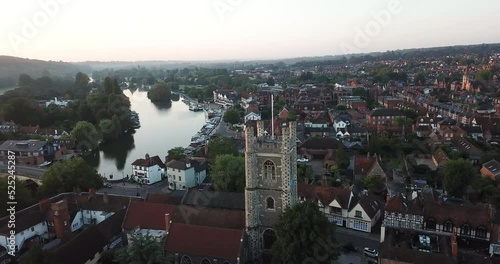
top-left (185, 158), bottom-right (191, 168)
top-left (145, 153), bottom-right (150, 160)
top-left (103, 192), bottom-right (109, 204)
top-left (89, 188), bottom-right (96, 197)
top-left (165, 213), bottom-right (171, 232)
top-left (51, 200), bottom-right (70, 239)
top-left (451, 227), bottom-right (458, 259)
top-left (204, 141), bottom-right (209, 156)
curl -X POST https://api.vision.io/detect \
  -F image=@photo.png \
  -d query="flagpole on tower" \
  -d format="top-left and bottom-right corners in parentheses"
top-left (271, 93), bottom-right (274, 138)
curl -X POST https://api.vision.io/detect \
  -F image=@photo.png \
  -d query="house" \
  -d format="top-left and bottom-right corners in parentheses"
top-left (333, 117), bottom-right (349, 132)
top-left (18, 125), bottom-right (40, 135)
top-left (0, 123), bottom-right (17, 134)
top-left (353, 153), bottom-right (386, 181)
top-left (481, 159), bottom-right (500, 180)
top-left (244, 111), bottom-right (261, 123)
top-left (298, 184), bottom-right (384, 233)
top-left (432, 149), bottom-right (450, 169)
top-left (54, 209), bottom-right (126, 264)
top-left (122, 201), bottom-right (177, 242)
top-left (0, 140), bottom-right (58, 166)
top-left (131, 154), bottom-right (165, 185)
top-left (462, 125), bottom-right (484, 140)
top-left (166, 159), bottom-right (208, 190)
top-left (164, 223), bottom-right (246, 264)
top-left (366, 109), bottom-right (405, 126)
top-left (45, 97), bottom-right (71, 108)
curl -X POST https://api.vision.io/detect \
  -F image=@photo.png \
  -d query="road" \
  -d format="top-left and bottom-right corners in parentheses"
top-left (335, 227), bottom-right (381, 264)
top-left (216, 120), bottom-right (237, 138)
top-left (0, 165), bottom-right (47, 179)
top-left (96, 180), bottom-right (172, 197)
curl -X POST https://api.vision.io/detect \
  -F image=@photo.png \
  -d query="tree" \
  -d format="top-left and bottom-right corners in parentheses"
top-left (167, 147), bottom-right (186, 161)
top-left (207, 136), bottom-right (238, 160)
top-left (266, 77), bottom-right (276, 86)
top-left (147, 81), bottom-right (172, 102)
top-left (19, 73), bottom-right (34, 87)
top-left (2, 97), bottom-right (45, 126)
top-left (297, 163), bottom-right (313, 183)
top-left (335, 105), bottom-right (347, 111)
top-left (287, 109), bottom-right (297, 121)
top-left (360, 175), bottom-right (386, 195)
top-left (41, 158), bottom-right (103, 197)
top-left (272, 200), bottom-right (340, 264)
top-left (99, 115), bottom-right (121, 142)
top-left (415, 73), bottom-right (426, 86)
top-left (115, 234), bottom-right (173, 264)
top-left (211, 154), bottom-right (245, 192)
top-left (19, 243), bottom-right (56, 264)
top-left (70, 121), bottom-right (100, 151)
top-left (443, 159), bottom-right (477, 198)
top-left (0, 178), bottom-right (34, 218)
top-left (223, 109), bottom-right (240, 125)
top-left (335, 144), bottom-right (349, 172)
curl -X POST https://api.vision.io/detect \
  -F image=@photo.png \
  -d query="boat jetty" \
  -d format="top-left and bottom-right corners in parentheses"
top-left (184, 113), bottom-right (222, 156)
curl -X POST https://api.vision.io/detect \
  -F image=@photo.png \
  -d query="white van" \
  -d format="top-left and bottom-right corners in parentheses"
top-left (364, 247), bottom-right (379, 258)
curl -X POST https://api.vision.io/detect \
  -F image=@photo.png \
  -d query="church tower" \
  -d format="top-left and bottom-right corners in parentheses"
top-left (245, 120), bottom-right (298, 261)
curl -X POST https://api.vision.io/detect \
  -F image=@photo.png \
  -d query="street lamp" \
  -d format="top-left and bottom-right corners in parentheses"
top-left (136, 185), bottom-right (140, 196)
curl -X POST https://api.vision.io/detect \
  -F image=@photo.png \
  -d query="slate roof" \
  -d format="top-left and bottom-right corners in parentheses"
top-left (357, 193), bottom-right (385, 218)
top-left (483, 160), bottom-right (500, 177)
top-left (165, 223), bottom-right (244, 261)
top-left (0, 140), bottom-right (48, 152)
top-left (166, 159), bottom-right (208, 172)
top-left (181, 189), bottom-right (245, 210)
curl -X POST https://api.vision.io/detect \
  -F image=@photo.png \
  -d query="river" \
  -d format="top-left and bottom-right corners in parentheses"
top-left (84, 89), bottom-right (207, 181)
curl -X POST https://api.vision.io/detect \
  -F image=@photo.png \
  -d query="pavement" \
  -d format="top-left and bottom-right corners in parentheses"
top-left (335, 227), bottom-right (381, 264)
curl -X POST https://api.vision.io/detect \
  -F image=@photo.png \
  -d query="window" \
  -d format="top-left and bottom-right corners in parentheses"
top-left (180, 255), bottom-right (192, 264)
top-left (461, 224), bottom-right (471, 236)
top-left (355, 210), bottom-right (362, 218)
top-left (178, 176), bottom-right (181, 181)
top-left (476, 226), bottom-right (487, 239)
top-left (443, 221), bottom-right (453, 233)
top-left (425, 218), bottom-right (436, 230)
top-left (201, 259), bottom-right (212, 264)
top-left (351, 220), bottom-right (369, 232)
top-left (263, 229), bottom-right (277, 250)
top-left (264, 160), bottom-right (276, 180)
top-left (328, 215), bottom-right (343, 226)
top-left (330, 206), bottom-right (342, 215)
top-left (266, 197), bottom-right (275, 210)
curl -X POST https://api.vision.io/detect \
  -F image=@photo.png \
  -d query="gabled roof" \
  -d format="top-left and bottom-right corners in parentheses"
top-left (299, 137), bottom-right (338, 150)
top-left (357, 193), bottom-right (384, 218)
top-left (122, 201), bottom-right (177, 230)
top-left (166, 159), bottom-right (208, 172)
top-left (165, 223), bottom-right (244, 260)
top-left (131, 155), bottom-right (165, 168)
top-left (354, 155), bottom-right (377, 176)
top-left (297, 184), bottom-right (351, 209)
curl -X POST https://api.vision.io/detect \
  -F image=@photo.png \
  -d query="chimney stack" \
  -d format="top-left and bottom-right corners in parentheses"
top-left (103, 192), bottom-right (109, 204)
top-left (165, 213), bottom-right (171, 232)
top-left (89, 188), bottom-right (96, 197)
top-left (204, 141), bottom-right (209, 156)
top-left (51, 200), bottom-right (70, 239)
top-left (185, 158), bottom-right (191, 168)
top-left (145, 153), bottom-right (150, 160)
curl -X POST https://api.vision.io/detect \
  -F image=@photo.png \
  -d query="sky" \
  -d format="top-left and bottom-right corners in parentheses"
top-left (1, 0), bottom-right (499, 62)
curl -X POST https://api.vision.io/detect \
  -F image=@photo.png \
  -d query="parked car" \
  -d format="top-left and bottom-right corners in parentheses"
top-left (363, 247), bottom-right (379, 258)
top-left (342, 243), bottom-right (357, 253)
top-left (104, 183), bottom-right (112, 188)
top-left (297, 158), bottom-right (309, 163)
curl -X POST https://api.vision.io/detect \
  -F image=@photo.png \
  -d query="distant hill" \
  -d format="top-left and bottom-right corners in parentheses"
top-left (0, 56), bottom-right (91, 88)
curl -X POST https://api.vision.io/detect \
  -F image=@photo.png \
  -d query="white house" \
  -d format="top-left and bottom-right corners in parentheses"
top-left (244, 112), bottom-right (261, 123)
top-left (298, 184), bottom-right (384, 233)
top-left (131, 154), bottom-right (165, 185)
top-left (166, 159), bottom-right (208, 190)
top-left (70, 193), bottom-right (115, 232)
top-left (0, 217), bottom-right (48, 253)
top-left (333, 117), bottom-right (349, 132)
top-left (45, 97), bottom-right (71, 108)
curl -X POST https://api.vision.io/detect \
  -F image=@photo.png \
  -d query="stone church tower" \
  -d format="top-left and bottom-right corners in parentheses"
top-left (245, 120), bottom-right (298, 261)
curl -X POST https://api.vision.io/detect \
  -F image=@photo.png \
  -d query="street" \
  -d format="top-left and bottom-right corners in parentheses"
top-left (96, 180), bottom-right (172, 197)
top-left (335, 227), bottom-right (380, 264)
top-left (0, 164), bottom-right (46, 179)
top-left (216, 120), bottom-right (237, 138)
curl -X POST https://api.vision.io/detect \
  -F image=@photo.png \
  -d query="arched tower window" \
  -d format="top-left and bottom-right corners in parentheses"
top-left (476, 226), bottom-right (487, 239)
top-left (201, 258), bottom-right (212, 264)
top-left (181, 255), bottom-right (192, 264)
top-left (425, 218), bottom-right (436, 230)
top-left (443, 221), bottom-right (453, 233)
top-left (266, 197), bottom-right (275, 210)
top-left (263, 229), bottom-right (277, 250)
top-left (264, 160), bottom-right (276, 180)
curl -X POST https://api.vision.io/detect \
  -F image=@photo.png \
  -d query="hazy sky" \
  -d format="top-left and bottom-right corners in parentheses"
top-left (1, 0), bottom-right (499, 62)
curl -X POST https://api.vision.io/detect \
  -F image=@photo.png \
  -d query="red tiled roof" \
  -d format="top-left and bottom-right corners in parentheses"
top-left (123, 201), bottom-right (177, 230)
top-left (423, 201), bottom-right (491, 228)
top-left (165, 223), bottom-right (243, 260)
top-left (354, 156), bottom-right (376, 176)
top-left (298, 184), bottom-right (351, 208)
top-left (384, 194), bottom-right (406, 213)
